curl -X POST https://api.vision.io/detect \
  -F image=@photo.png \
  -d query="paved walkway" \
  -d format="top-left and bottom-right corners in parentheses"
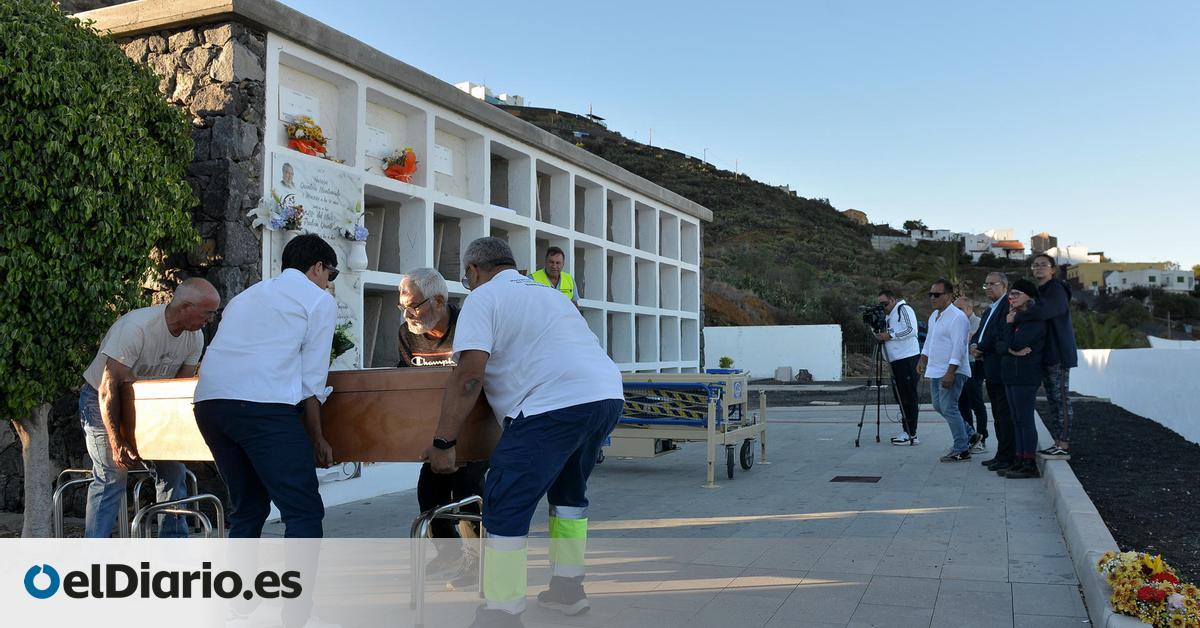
top-left (281, 404), bottom-right (1089, 627)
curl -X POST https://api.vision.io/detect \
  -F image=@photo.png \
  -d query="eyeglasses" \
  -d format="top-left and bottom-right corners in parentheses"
top-left (928, 292), bottom-right (945, 298)
top-left (984, 281), bottom-right (1003, 286)
top-left (398, 296), bottom-right (431, 314)
top-left (1030, 263), bottom-right (1052, 269)
top-left (325, 264), bottom-right (340, 281)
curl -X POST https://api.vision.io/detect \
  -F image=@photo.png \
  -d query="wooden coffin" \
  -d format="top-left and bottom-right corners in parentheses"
top-left (120, 368), bottom-right (498, 464)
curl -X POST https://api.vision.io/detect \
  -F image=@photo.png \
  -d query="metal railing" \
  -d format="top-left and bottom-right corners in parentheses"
top-left (130, 494), bottom-right (225, 538)
top-left (409, 495), bottom-right (484, 628)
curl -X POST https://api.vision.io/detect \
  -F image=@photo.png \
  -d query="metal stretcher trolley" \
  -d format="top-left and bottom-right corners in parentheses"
top-left (602, 370), bottom-right (768, 487)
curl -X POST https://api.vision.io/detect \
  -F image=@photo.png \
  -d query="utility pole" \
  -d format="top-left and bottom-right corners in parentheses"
top-left (648, 128), bottom-right (652, 147)
top-left (702, 147), bottom-right (708, 164)
top-left (735, 159), bottom-right (739, 176)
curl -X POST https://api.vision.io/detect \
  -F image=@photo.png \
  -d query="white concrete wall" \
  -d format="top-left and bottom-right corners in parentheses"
top-left (703, 325), bottom-right (842, 381)
top-left (1148, 336), bottom-right (1200, 349)
top-left (1072, 348), bottom-right (1200, 444)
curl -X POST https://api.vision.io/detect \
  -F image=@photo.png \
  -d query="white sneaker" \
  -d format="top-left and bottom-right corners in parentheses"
top-left (909, 436), bottom-right (920, 445)
top-left (890, 433), bottom-right (911, 445)
top-left (969, 441), bottom-right (986, 454)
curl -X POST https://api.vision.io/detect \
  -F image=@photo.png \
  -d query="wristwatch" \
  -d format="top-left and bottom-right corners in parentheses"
top-left (432, 437), bottom-right (457, 450)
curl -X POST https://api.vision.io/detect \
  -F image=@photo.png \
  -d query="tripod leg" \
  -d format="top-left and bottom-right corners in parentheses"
top-left (875, 344), bottom-right (883, 443)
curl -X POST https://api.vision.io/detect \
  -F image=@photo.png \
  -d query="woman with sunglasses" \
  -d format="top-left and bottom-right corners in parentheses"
top-left (996, 279), bottom-right (1047, 479)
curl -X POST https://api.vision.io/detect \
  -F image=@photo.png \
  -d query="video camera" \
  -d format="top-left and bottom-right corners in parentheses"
top-left (859, 304), bottom-right (888, 335)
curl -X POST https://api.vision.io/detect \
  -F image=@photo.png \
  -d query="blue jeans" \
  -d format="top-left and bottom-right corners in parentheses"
top-left (79, 384), bottom-right (189, 538)
top-left (483, 399), bottom-right (622, 537)
top-left (930, 374), bottom-right (974, 453)
top-left (194, 399), bottom-right (324, 538)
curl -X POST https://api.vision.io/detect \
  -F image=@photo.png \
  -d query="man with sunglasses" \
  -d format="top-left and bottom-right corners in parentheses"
top-left (917, 279), bottom-right (981, 462)
top-left (193, 233), bottom-right (339, 538)
top-left (397, 267), bottom-right (485, 590)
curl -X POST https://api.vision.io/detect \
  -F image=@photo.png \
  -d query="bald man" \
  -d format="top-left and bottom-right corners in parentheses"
top-left (79, 278), bottom-right (220, 537)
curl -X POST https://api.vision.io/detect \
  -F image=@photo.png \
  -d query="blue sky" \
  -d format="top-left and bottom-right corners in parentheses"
top-left (280, 0), bottom-right (1199, 268)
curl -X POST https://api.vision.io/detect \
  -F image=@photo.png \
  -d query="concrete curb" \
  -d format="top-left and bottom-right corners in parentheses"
top-left (1034, 418), bottom-right (1149, 627)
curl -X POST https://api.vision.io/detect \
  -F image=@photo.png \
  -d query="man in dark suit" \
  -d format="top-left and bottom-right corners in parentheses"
top-left (973, 272), bottom-right (1014, 471)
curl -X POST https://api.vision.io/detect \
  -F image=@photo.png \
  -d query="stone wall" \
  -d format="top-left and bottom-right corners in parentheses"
top-left (0, 19), bottom-right (265, 519)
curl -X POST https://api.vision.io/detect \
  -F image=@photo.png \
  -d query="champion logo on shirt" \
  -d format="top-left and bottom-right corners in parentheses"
top-left (410, 355), bottom-right (456, 367)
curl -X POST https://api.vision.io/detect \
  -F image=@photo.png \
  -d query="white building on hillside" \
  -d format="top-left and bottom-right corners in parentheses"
top-left (454, 81), bottom-right (525, 107)
top-left (1106, 269), bottom-right (1196, 294)
top-left (1044, 245), bottom-right (1101, 266)
top-left (985, 228), bottom-right (1015, 241)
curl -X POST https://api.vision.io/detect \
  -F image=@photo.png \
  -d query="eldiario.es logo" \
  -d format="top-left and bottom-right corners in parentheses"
top-left (23, 562), bottom-right (301, 600)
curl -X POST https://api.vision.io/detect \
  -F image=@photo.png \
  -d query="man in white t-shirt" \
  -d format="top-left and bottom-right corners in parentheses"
top-left (425, 237), bottom-right (622, 628)
top-left (916, 279), bottom-right (981, 461)
top-left (79, 278), bottom-right (220, 537)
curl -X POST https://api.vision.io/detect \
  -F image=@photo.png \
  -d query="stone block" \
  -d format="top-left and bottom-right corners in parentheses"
top-left (221, 222), bottom-right (262, 267)
top-left (146, 34), bottom-right (167, 53)
top-left (210, 40), bottom-right (265, 83)
top-left (210, 115), bottom-right (259, 161)
top-left (122, 38), bottom-right (148, 64)
top-left (208, 265), bottom-right (248, 301)
top-left (191, 83), bottom-right (244, 117)
top-left (191, 127), bottom-right (211, 162)
top-left (203, 23), bottom-right (239, 47)
top-left (185, 46), bottom-right (217, 75)
top-left (171, 71), bottom-right (195, 104)
top-left (168, 29), bottom-right (198, 52)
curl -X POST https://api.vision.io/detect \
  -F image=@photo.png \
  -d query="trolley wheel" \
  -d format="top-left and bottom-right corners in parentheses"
top-left (596, 450), bottom-right (605, 465)
top-left (726, 445), bottom-right (736, 479)
top-left (740, 439), bottom-right (755, 470)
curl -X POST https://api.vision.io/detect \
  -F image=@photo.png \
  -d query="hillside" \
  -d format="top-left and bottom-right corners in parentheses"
top-left (506, 107), bottom-right (996, 341)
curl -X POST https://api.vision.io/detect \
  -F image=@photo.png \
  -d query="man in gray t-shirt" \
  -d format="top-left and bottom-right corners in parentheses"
top-left (79, 278), bottom-right (219, 537)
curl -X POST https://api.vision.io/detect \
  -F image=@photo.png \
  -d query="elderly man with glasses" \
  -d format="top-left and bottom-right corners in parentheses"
top-left (917, 279), bottom-right (982, 461)
top-left (397, 267), bottom-right (486, 590)
top-left (972, 272), bottom-right (1016, 471)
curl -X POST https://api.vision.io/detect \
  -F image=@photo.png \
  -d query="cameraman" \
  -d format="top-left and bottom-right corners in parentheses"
top-left (876, 290), bottom-right (922, 445)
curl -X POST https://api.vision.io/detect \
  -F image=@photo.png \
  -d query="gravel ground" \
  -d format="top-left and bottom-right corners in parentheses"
top-left (1049, 399), bottom-right (1200, 583)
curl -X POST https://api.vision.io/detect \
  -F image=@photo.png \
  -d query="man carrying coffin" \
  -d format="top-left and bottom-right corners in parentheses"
top-left (425, 237), bottom-right (622, 628)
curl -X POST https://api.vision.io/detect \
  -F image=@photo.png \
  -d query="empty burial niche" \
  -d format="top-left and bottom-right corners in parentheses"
top-left (681, 319), bottom-right (700, 363)
top-left (634, 202), bottom-right (656, 254)
top-left (681, 269), bottom-right (700, 313)
top-left (489, 142), bottom-right (532, 217)
top-left (363, 187), bottom-right (426, 274)
top-left (635, 258), bottom-right (657, 307)
top-left (607, 312), bottom-right (634, 364)
top-left (535, 160), bottom-right (570, 228)
top-left (574, 176), bottom-right (604, 238)
top-left (681, 220), bottom-right (700, 265)
top-left (581, 307), bottom-right (605, 344)
top-left (433, 204), bottom-right (485, 283)
top-left (574, 244), bottom-right (604, 301)
top-left (659, 316), bottom-right (680, 363)
top-left (363, 287), bottom-right (401, 367)
top-left (607, 252), bottom-right (633, 304)
top-left (490, 218), bottom-right (532, 273)
top-left (606, 190), bottom-right (633, 246)
top-left (635, 314), bottom-right (658, 363)
top-left (659, 265), bottom-right (680, 310)
top-left (659, 213), bottom-right (680, 260)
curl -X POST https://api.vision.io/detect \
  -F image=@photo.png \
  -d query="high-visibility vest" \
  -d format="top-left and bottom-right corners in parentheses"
top-left (531, 269), bottom-right (576, 301)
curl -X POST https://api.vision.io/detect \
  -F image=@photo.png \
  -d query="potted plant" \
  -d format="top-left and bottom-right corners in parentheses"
top-left (383, 147), bottom-right (418, 183)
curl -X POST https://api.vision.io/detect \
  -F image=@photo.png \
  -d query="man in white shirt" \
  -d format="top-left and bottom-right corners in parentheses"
top-left (425, 237), bottom-right (622, 628)
top-left (79, 278), bottom-right (220, 537)
top-left (875, 290), bottom-right (921, 445)
top-left (916, 279), bottom-right (981, 461)
top-left (193, 234), bottom-right (338, 538)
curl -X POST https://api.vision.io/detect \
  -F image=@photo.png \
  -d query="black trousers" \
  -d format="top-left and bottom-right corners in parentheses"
top-left (958, 361), bottom-right (989, 438)
top-left (417, 460), bottom-right (489, 538)
top-left (889, 355), bottom-right (921, 437)
top-left (985, 377), bottom-right (1014, 464)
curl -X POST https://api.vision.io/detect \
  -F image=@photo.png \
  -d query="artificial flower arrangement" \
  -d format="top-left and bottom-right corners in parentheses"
top-left (285, 115), bottom-right (328, 158)
top-left (382, 147), bottom-right (418, 182)
top-left (263, 189), bottom-right (304, 231)
top-left (342, 201), bottom-right (368, 242)
top-left (330, 321), bottom-right (355, 365)
top-left (1097, 551), bottom-right (1200, 626)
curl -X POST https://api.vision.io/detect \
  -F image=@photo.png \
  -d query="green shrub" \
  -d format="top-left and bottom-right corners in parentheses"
top-left (0, 0), bottom-right (198, 422)
top-left (718, 356), bottom-right (734, 368)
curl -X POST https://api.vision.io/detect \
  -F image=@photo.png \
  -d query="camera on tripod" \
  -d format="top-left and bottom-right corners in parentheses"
top-left (859, 304), bottom-right (888, 335)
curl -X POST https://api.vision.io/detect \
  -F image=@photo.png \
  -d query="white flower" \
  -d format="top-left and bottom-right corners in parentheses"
top-left (1168, 593), bottom-right (1185, 610)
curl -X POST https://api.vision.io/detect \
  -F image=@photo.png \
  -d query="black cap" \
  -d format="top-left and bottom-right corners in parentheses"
top-left (1011, 278), bottom-right (1039, 301)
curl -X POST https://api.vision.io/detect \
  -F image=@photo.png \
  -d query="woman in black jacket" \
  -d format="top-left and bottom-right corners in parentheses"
top-left (997, 279), bottom-right (1047, 479)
